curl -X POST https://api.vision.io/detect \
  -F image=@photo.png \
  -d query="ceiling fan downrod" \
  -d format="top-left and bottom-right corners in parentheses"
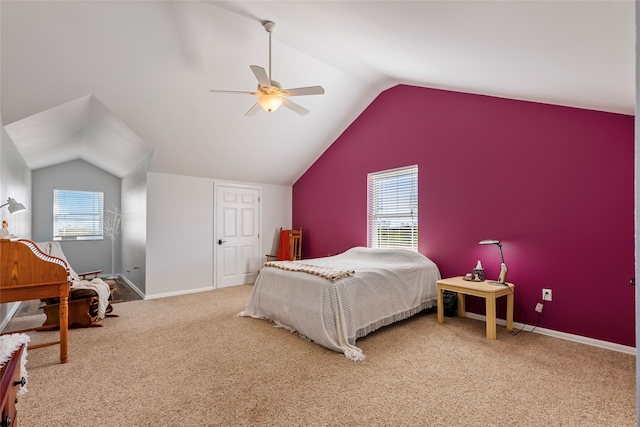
top-left (208, 19), bottom-right (323, 116)
top-left (263, 21), bottom-right (276, 83)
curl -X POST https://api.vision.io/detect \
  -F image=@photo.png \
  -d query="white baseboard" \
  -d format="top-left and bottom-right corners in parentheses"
top-left (115, 274), bottom-right (146, 300)
top-left (0, 302), bottom-right (22, 333)
top-left (144, 286), bottom-right (214, 300)
top-left (465, 312), bottom-right (636, 355)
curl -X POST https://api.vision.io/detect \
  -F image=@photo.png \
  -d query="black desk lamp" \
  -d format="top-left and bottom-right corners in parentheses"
top-left (479, 239), bottom-right (507, 285)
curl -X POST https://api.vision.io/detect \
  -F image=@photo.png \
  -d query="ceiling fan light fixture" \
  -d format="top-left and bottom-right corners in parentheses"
top-left (209, 20), bottom-right (324, 116)
top-left (258, 95), bottom-right (283, 113)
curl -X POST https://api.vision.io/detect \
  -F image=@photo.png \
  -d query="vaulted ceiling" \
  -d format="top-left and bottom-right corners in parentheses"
top-left (1, 1), bottom-right (634, 185)
top-left (4, 95), bottom-right (153, 178)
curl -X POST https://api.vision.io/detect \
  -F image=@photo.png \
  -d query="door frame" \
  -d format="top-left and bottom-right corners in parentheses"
top-left (213, 181), bottom-right (262, 289)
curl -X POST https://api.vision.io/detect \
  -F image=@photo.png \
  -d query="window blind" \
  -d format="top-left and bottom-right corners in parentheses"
top-left (53, 189), bottom-right (104, 240)
top-left (368, 165), bottom-right (418, 251)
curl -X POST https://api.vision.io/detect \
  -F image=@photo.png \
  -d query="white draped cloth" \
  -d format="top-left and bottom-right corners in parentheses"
top-left (36, 241), bottom-right (111, 319)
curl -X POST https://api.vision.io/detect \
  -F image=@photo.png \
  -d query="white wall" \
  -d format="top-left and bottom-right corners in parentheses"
top-left (121, 156), bottom-right (150, 294)
top-left (146, 171), bottom-right (292, 299)
top-left (146, 172), bottom-right (214, 298)
top-left (0, 126), bottom-right (32, 330)
top-left (0, 127), bottom-right (31, 239)
top-left (261, 182), bottom-right (293, 256)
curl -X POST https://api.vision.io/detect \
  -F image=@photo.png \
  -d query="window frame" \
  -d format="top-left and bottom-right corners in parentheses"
top-left (53, 189), bottom-right (105, 241)
top-left (367, 165), bottom-right (418, 251)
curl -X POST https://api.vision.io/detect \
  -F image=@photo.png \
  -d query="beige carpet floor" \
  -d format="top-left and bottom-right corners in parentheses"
top-left (4, 285), bottom-right (636, 426)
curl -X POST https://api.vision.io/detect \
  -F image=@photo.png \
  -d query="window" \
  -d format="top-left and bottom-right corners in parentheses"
top-left (368, 165), bottom-right (418, 251)
top-left (53, 189), bottom-right (104, 240)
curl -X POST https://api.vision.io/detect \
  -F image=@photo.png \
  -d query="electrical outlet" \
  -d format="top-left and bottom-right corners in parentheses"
top-left (535, 303), bottom-right (544, 313)
top-left (542, 288), bottom-right (552, 301)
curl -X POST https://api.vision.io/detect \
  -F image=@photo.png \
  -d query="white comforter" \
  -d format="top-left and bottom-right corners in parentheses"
top-left (239, 247), bottom-right (441, 360)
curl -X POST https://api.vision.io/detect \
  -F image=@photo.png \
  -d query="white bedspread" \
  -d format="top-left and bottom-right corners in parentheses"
top-left (239, 247), bottom-right (441, 360)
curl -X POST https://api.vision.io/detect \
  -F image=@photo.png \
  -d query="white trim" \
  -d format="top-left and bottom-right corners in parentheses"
top-left (144, 286), bottom-right (214, 300)
top-left (113, 274), bottom-right (146, 300)
top-left (213, 181), bottom-right (262, 289)
top-left (465, 312), bottom-right (636, 355)
top-left (367, 165), bottom-right (418, 251)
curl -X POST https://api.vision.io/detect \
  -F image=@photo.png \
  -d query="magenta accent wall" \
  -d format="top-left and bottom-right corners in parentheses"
top-left (293, 84), bottom-right (635, 347)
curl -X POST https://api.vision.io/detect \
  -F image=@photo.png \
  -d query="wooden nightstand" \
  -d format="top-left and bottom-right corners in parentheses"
top-left (437, 276), bottom-right (514, 339)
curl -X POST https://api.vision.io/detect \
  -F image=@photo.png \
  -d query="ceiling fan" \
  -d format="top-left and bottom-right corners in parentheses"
top-left (209, 21), bottom-right (324, 116)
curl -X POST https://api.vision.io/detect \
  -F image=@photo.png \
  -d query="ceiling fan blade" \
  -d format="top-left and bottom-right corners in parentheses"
top-left (282, 86), bottom-right (325, 96)
top-left (282, 98), bottom-right (310, 116)
top-left (245, 103), bottom-right (261, 116)
top-left (209, 90), bottom-right (258, 95)
top-left (250, 65), bottom-right (271, 88)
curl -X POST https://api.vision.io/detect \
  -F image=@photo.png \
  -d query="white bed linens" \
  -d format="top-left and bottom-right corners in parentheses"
top-left (239, 247), bottom-right (441, 361)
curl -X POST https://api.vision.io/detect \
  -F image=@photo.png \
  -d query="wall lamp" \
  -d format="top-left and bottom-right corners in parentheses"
top-left (0, 197), bottom-right (27, 214)
top-left (479, 239), bottom-right (507, 285)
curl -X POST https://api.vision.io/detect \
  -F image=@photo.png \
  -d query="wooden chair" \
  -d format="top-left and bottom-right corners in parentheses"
top-left (266, 228), bottom-right (302, 262)
top-left (34, 241), bottom-right (117, 328)
top-left (41, 278), bottom-right (117, 329)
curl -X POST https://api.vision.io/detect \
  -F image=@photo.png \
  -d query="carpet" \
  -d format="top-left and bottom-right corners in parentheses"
top-left (10, 285), bottom-right (638, 426)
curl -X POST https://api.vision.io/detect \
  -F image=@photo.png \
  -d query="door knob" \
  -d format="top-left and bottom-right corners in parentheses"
top-left (218, 239), bottom-right (226, 245)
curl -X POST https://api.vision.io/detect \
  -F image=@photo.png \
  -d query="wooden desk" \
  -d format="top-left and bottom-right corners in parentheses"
top-left (0, 240), bottom-right (70, 363)
top-left (437, 276), bottom-right (514, 340)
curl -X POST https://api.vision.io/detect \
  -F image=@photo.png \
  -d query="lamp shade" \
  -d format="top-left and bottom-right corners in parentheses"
top-left (257, 95), bottom-right (283, 112)
top-left (1, 197), bottom-right (26, 214)
top-left (478, 238), bottom-right (507, 284)
top-left (479, 239), bottom-right (500, 245)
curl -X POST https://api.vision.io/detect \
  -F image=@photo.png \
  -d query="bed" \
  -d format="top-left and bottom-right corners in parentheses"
top-left (238, 247), bottom-right (441, 360)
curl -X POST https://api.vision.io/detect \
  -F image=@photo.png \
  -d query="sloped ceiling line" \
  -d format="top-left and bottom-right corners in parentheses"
top-left (4, 95), bottom-right (154, 178)
top-left (1, 1), bottom-right (633, 185)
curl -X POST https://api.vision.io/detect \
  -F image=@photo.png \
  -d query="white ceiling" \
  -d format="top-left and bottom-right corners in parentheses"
top-left (1, 1), bottom-right (635, 185)
top-left (4, 95), bottom-right (153, 177)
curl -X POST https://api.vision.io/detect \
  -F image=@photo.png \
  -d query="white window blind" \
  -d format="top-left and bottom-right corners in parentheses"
top-left (368, 165), bottom-right (418, 251)
top-left (53, 189), bottom-right (104, 241)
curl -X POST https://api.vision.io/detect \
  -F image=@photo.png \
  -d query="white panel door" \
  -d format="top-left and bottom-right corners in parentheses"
top-left (216, 185), bottom-right (260, 288)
